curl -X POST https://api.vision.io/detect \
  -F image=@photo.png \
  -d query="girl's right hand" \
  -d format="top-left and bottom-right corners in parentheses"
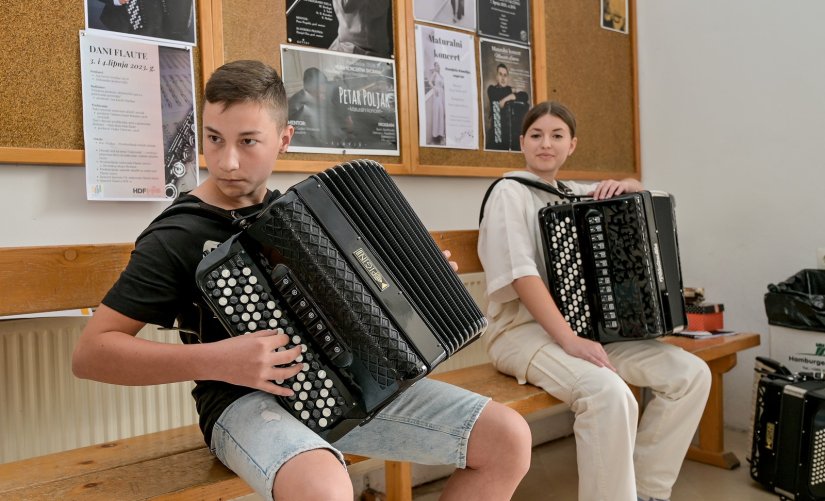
top-left (558, 335), bottom-right (617, 372)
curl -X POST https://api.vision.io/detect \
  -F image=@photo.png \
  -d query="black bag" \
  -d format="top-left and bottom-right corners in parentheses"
top-left (764, 269), bottom-right (825, 333)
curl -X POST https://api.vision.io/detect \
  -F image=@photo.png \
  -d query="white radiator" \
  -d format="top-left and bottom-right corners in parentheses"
top-left (0, 317), bottom-right (198, 463)
top-left (0, 273), bottom-right (491, 464)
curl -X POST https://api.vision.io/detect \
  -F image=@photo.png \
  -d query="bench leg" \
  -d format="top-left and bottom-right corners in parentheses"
top-left (685, 354), bottom-right (741, 469)
top-left (384, 461), bottom-right (412, 501)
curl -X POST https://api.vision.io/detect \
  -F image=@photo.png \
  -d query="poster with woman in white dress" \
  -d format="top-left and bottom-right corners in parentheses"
top-left (414, 25), bottom-right (478, 149)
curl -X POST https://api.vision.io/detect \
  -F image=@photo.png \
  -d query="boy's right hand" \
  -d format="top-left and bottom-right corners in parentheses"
top-left (213, 329), bottom-right (303, 396)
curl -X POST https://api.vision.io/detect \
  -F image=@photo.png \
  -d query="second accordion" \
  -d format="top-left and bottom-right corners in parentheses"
top-left (538, 191), bottom-right (687, 343)
top-left (195, 160), bottom-right (486, 441)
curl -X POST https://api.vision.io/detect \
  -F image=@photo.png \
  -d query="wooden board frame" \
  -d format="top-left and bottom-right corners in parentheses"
top-left (0, 0), bottom-right (640, 181)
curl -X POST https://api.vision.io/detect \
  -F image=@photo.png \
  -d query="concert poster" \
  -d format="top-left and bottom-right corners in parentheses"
top-left (81, 31), bottom-right (198, 201)
top-left (414, 25), bottom-right (478, 150)
top-left (477, 0), bottom-right (530, 45)
top-left (84, 0), bottom-right (197, 46)
top-left (281, 45), bottom-right (399, 155)
top-left (413, 0), bottom-right (476, 33)
top-left (286, 0), bottom-right (394, 59)
top-left (479, 38), bottom-right (532, 152)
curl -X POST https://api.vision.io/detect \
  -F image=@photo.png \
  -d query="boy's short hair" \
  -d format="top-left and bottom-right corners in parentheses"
top-left (204, 60), bottom-right (288, 127)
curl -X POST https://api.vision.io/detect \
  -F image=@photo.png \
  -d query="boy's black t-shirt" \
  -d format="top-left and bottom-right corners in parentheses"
top-left (102, 192), bottom-right (273, 446)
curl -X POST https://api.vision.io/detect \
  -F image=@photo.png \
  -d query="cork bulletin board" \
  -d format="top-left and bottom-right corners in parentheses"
top-left (0, 0), bottom-right (639, 180)
top-left (0, 0), bottom-right (208, 166)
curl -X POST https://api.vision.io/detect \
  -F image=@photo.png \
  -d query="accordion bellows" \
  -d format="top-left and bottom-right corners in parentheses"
top-left (196, 160), bottom-right (486, 440)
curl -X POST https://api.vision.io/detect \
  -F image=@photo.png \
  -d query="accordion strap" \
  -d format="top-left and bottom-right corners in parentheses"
top-left (136, 190), bottom-right (280, 242)
top-left (478, 176), bottom-right (581, 225)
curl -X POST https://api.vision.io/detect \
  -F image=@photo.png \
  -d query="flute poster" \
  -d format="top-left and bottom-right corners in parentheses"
top-left (414, 25), bottom-right (478, 149)
top-left (80, 31), bottom-right (197, 201)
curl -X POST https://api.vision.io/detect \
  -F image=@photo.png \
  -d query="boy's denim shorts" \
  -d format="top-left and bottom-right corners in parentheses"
top-left (210, 378), bottom-right (490, 501)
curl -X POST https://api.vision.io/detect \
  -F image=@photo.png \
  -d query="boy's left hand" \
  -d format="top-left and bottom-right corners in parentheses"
top-left (442, 249), bottom-right (459, 272)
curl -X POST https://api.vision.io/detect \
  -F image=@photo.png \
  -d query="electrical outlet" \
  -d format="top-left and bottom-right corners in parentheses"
top-left (818, 247), bottom-right (825, 270)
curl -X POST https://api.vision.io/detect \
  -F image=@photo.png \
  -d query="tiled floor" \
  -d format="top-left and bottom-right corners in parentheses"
top-left (412, 428), bottom-right (778, 500)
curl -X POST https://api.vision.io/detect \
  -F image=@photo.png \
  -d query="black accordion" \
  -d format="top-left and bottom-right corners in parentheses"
top-left (750, 358), bottom-right (825, 500)
top-left (537, 191), bottom-right (687, 343)
top-left (195, 160), bottom-right (486, 441)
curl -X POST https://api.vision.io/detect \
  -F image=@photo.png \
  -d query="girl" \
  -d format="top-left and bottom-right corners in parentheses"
top-left (477, 101), bottom-right (711, 501)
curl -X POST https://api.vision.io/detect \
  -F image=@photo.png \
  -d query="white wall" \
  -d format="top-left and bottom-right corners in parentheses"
top-left (0, 165), bottom-right (491, 247)
top-left (637, 0), bottom-right (825, 429)
top-left (3, 0), bottom-right (824, 431)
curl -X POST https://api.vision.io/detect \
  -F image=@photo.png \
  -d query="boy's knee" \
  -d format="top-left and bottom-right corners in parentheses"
top-left (468, 402), bottom-right (532, 473)
top-left (273, 449), bottom-right (351, 501)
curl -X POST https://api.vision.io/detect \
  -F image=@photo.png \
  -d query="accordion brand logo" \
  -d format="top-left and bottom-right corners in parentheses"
top-left (353, 248), bottom-right (389, 291)
top-left (652, 243), bottom-right (665, 285)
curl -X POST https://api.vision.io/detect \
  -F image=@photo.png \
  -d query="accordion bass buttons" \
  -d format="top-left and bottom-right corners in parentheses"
top-left (587, 210), bottom-right (619, 331)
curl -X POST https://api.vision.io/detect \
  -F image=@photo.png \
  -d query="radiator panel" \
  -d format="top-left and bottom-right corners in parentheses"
top-left (0, 317), bottom-right (197, 463)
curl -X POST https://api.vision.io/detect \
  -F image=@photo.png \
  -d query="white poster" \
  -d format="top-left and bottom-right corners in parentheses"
top-left (414, 25), bottom-right (478, 149)
top-left (80, 31), bottom-right (197, 201)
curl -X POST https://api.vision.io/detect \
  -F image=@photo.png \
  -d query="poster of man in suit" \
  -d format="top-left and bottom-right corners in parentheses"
top-left (480, 39), bottom-right (531, 152)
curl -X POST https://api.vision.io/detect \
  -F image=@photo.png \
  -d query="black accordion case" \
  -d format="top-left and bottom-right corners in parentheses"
top-left (537, 191), bottom-right (687, 344)
top-left (195, 160), bottom-right (487, 441)
top-left (750, 358), bottom-right (825, 501)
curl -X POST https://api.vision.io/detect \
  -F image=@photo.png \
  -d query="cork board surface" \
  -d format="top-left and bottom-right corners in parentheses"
top-left (0, 1), bottom-right (203, 157)
top-left (0, 2), bottom-right (86, 150)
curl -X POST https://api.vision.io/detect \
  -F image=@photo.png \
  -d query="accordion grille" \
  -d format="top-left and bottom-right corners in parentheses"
top-left (315, 160), bottom-right (486, 356)
top-left (252, 196), bottom-right (423, 386)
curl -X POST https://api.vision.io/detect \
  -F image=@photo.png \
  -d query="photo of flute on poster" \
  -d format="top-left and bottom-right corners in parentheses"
top-left (477, 0), bottom-right (530, 45)
top-left (414, 25), bottom-right (478, 150)
top-left (286, 0), bottom-right (394, 58)
top-left (80, 31), bottom-right (198, 201)
top-left (480, 38), bottom-right (531, 152)
top-left (281, 45), bottom-right (399, 155)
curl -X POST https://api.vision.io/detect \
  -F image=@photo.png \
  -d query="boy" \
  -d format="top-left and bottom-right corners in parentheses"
top-left (72, 60), bottom-right (531, 500)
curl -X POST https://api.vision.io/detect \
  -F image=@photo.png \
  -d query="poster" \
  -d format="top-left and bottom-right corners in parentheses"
top-left (477, 0), bottom-right (530, 45)
top-left (84, 0), bottom-right (197, 46)
top-left (413, 0), bottom-right (476, 32)
top-left (601, 0), bottom-right (629, 34)
top-left (414, 25), bottom-right (478, 150)
top-left (281, 45), bottom-right (399, 155)
top-left (286, 0), bottom-right (394, 58)
top-left (81, 31), bottom-right (198, 201)
top-left (479, 39), bottom-right (532, 152)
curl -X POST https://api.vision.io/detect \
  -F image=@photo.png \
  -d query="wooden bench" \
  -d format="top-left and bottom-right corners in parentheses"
top-left (0, 231), bottom-right (760, 500)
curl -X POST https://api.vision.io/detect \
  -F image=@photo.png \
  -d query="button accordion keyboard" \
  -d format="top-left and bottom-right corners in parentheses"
top-left (538, 191), bottom-right (687, 343)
